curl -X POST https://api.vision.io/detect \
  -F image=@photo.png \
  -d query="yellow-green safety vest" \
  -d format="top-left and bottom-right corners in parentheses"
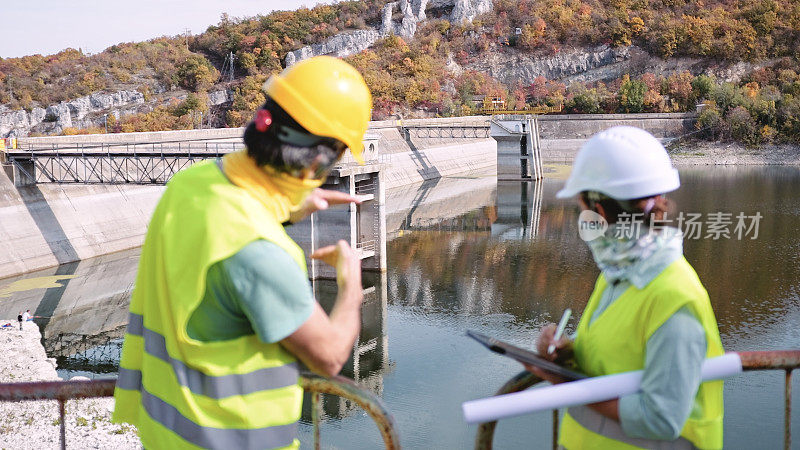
top-left (113, 160), bottom-right (307, 449)
top-left (560, 257), bottom-right (724, 450)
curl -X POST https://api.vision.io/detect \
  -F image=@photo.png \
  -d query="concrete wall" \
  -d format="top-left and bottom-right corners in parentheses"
top-left (538, 113), bottom-right (695, 163)
top-left (538, 112), bottom-right (694, 139)
top-left (381, 139), bottom-right (496, 187)
top-left (0, 170), bottom-right (162, 279)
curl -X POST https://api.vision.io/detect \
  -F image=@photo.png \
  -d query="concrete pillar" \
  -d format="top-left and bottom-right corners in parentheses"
top-left (286, 163), bottom-right (386, 280)
top-left (11, 156), bottom-right (36, 186)
top-left (495, 136), bottom-right (523, 180)
top-left (0, 148), bottom-right (12, 182)
top-left (491, 115), bottom-right (544, 181)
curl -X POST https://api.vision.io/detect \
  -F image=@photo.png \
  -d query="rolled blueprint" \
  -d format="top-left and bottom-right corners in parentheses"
top-left (463, 352), bottom-right (742, 424)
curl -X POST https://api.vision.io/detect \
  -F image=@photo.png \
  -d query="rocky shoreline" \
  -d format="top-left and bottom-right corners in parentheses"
top-left (669, 140), bottom-right (800, 165)
top-left (0, 321), bottom-right (139, 449)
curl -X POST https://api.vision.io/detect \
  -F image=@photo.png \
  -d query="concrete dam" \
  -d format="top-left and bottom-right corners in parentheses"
top-left (0, 112), bottom-right (694, 280)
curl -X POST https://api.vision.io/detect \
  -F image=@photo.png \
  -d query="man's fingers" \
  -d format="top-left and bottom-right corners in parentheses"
top-left (311, 245), bottom-right (337, 258)
top-left (311, 245), bottom-right (338, 266)
top-left (313, 197), bottom-right (329, 211)
top-left (311, 241), bottom-right (357, 268)
top-left (318, 189), bottom-right (361, 205)
top-left (335, 239), bottom-right (353, 252)
top-left (555, 336), bottom-right (571, 348)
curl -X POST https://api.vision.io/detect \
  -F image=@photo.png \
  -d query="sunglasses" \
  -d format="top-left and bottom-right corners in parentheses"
top-left (276, 125), bottom-right (347, 154)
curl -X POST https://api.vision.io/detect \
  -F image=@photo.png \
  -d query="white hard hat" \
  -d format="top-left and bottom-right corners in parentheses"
top-left (556, 126), bottom-right (680, 200)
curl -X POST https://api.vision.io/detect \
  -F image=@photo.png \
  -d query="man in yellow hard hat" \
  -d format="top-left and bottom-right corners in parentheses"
top-left (112, 56), bottom-right (373, 449)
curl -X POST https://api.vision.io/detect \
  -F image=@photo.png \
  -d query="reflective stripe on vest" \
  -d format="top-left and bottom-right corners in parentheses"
top-left (117, 366), bottom-right (297, 449)
top-left (124, 313), bottom-right (299, 398)
top-left (566, 405), bottom-right (697, 450)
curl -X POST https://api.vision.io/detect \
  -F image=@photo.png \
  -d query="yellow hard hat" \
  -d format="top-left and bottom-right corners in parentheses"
top-left (264, 56), bottom-right (372, 164)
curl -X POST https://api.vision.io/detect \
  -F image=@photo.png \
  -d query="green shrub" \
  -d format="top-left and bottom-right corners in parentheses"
top-left (175, 55), bottom-right (219, 92)
top-left (691, 74), bottom-right (715, 102)
top-left (697, 102), bottom-right (723, 139)
top-left (712, 83), bottom-right (746, 113)
top-left (726, 106), bottom-right (760, 146)
top-left (619, 76), bottom-right (647, 113)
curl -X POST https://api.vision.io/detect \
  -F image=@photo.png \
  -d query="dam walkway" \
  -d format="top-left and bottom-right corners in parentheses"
top-left (1, 118), bottom-right (490, 186)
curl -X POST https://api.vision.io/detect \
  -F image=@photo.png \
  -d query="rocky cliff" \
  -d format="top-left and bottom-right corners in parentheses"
top-left (468, 45), bottom-right (771, 86)
top-left (0, 90), bottom-right (142, 137)
top-left (285, 0), bottom-right (493, 66)
top-left (451, 0), bottom-right (493, 23)
top-left (285, 29), bottom-right (383, 66)
top-left (0, 89), bottom-right (232, 138)
top-left (468, 45), bottom-right (631, 86)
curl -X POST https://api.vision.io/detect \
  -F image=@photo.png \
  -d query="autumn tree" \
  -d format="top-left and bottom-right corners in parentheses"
top-left (518, 19), bottom-right (547, 51)
top-left (175, 54), bottom-right (220, 92)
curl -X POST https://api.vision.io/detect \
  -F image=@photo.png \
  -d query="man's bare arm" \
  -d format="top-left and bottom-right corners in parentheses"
top-left (281, 240), bottom-right (363, 377)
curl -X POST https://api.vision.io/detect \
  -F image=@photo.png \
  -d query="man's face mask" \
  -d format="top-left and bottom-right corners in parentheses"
top-left (280, 141), bottom-right (346, 180)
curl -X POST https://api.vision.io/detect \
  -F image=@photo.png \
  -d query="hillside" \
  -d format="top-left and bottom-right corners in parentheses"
top-left (1, 0), bottom-right (798, 145)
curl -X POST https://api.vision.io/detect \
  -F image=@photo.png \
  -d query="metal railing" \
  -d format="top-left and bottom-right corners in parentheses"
top-left (0, 372), bottom-right (399, 450)
top-left (402, 121), bottom-right (491, 140)
top-left (6, 148), bottom-right (231, 185)
top-left (475, 350), bottom-right (800, 450)
top-left (479, 104), bottom-right (563, 116)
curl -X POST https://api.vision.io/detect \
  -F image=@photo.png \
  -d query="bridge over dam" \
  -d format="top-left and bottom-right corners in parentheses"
top-left (0, 113), bottom-right (694, 279)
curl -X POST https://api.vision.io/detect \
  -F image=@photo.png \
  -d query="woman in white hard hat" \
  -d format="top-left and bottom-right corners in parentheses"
top-left (529, 126), bottom-right (724, 450)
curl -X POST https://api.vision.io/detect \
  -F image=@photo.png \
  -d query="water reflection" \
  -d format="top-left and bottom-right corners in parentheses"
top-left (674, 167), bottom-right (800, 350)
top-left (389, 180), bottom-right (596, 324)
top-left (385, 166), bottom-right (800, 449)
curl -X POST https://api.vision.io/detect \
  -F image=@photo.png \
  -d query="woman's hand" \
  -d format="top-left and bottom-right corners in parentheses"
top-left (523, 363), bottom-right (569, 385)
top-left (536, 323), bottom-right (573, 362)
top-left (527, 323), bottom-right (575, 385)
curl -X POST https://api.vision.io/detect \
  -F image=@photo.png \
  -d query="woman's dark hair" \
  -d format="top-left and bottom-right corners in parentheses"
top-left (580, 191), bottom-right (671, 225)
top-left (243, 98), bottom-right (343, 177)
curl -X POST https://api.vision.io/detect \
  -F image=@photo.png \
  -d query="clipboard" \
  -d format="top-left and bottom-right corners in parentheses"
top-left (467, 330), bottom-right (587, 381)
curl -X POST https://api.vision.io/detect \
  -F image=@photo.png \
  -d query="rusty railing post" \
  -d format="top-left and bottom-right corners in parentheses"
top-left (474, 371), bottom-right (542, 450)
top-left (786, 369), bottom-right (792, 450)
top-left (59, 399), bottom-right (66, 450)
top-left (312, 391), bottom-right (321, 450)
top-left (299, 373), bottom-right (399, 450)
top-left (552, 409), bottom-right (559, 450)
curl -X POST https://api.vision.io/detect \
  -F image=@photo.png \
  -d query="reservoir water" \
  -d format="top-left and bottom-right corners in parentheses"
top-left (0, 165), bottom-right (798, 449)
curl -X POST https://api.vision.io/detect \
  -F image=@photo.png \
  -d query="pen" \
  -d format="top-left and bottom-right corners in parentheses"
top-left (547, 308), bottom-right (572, 355)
